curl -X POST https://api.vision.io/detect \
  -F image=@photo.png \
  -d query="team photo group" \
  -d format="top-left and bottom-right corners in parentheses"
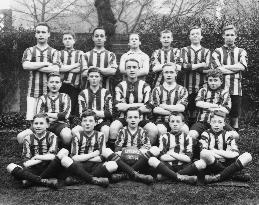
top-left (6, 21), bottom-right (253, 189)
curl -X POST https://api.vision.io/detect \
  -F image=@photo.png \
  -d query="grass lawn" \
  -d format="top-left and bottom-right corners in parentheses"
top-left (0, 126), bottom-right (258, 205)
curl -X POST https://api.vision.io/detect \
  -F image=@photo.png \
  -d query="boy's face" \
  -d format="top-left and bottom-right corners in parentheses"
top-left (92, 29), bottom-right (106, 47)
top-left (33, 117), bottom-right (49, 135)
top-left (48, 76), bottom-right (62, 93)
top-left (63, 34), bottom-right (75, 49)
top-left (126, 110), bottom-right (141, 129)
top-left (207, 76), bottom-right (222, 90)
top-left (223, 29), bottom-right (236, 46)
top-left (35, 25), bottom-right (50, 44)
top-left (81, 116), bottom-right (97, 133)
top-left (169, 115), bottom-right (183, 133)
top-left (128, 34), bottom-right (141, 49)
top-left (88, 71), bottom-right (101, 87)
top-left (210, 115), bottom-right (225, 133)
top-left (160, 32), bottom-right (173, 48)
top-left (126, 60), bottom-right (139, 79)
top-left (189, 28), bottom-right (202, 44)
top-left (163, 66), bottom-right (177, 84)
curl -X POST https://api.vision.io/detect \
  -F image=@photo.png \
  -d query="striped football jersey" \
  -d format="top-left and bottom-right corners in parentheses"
top-left (59, 49), bottom-right (86, 88)
top-left (181, 46), bottom-right (211, 94)
top-left (36, 93), bottom-right (71, 122)
top-left (78, 87), bottom-right (113, 119)
top-left (151, 83), bottom-right (188, 122)
top-left (151, 47), bottom-right (181, 87)
top-left (159, 132), bottom-right (192, 165)
top-left (84, 49), bottom-right (118, 90)
top-left (22, 131), bottom-right (58, 160)
top-left (22, 46), bottom-right (60, 97)
top-left (71, 130), bottom-right (105, 156)
top-left (200, 129), bottom-right (239, 153)
top-left (115, 127), bottom-right (151, 150)
top-left (196, 87), bottom-right (231, 123)
top-left (211, 45), bottom-right (247, 96)
top-left (115, 80), bottom-right (151, 118)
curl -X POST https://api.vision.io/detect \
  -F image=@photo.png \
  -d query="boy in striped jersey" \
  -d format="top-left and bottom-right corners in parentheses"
top-left (197, 111), bottom-right (252, 183)
top-left (22, 22), bottom-right (60, 121)
top-left (59, 31), bottom-right (87, 117)
top-left (180, 26), bottom-right (211, 126)
top-left (150, 30), bottom-right (181, 89)
top-left (109, 58), bottom-right (158, 148)
top-left (119, 33), bottom-right (150, 80)
top-left (72, 67), bottom-right (113, 141)
top-left (212, 25), bottom-right (247, 132)
top-left (188, 69), bottom-right (239, 159)
top-left (17, 73), bottom-right (72, 148)
top-left (151, 62), bottom-right (189, 137)
top-left (83, 27), bottom-right (118, 92)
top-left (7, 114), bottom-right (69, 188)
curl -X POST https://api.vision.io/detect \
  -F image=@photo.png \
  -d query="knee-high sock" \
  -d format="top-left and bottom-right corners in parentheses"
top-left (178, 164), bottom-right (199, 176)
top-left (107, 153), bottom-right (135, 178)
top-left (11, 167), bottom-right (41, 183)
top-left (220, 159), bottom-right (243, 181)
top-left (107, 139), bottom-right (116, 151)
top-left (207, 160), bottom-right (225, 174)
top-left (91, 165), bottom-right (110, 177)
top-left (66, 162), bottom-right (93, 182)
top-left (40, 157), bottom-right (62, 178)
top-left (131, 155), bottom-right (148, 171)
top-left (155, 162), bottom-right (178, 180)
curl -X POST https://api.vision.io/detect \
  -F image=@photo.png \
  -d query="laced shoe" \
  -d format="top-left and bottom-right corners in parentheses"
top-left (133, 171), bottom-right (154, 185)
top-left (64, 177), bottom-right (80, 186)
top-left (40, 178), bottom-right (58, 189)
top-left (204, 174), bottom-right (220, 184)
top-left (110, 173), bottom-right (129, 183)
top-left (177, 174), bottom-right (197, 185)
top-left (91, 177), bottom-right (109, 188)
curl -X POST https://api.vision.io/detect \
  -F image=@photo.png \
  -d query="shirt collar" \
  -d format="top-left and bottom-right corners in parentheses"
top-left (93, 48), bottom-right (106, 53)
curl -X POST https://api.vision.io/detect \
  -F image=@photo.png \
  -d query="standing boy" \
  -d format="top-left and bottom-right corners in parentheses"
top-left (22, 22), bottom-right (59, 121)
top-left (150, 30), bottom-right (181, 88)
top-left (59, 31), bottom-right (87, 117)
top-left (83, 27), bottom-right (118, 92)
top-left (212, 25), bottom-right (247, 132)
top-left (109, 58), bottom-right (158, 148)
top-left (180, 26), bottom-right (211, 126)
top-left (119, 33), bottom-right (149, 80)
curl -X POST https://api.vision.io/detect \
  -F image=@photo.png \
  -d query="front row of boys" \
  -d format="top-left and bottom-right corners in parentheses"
top-left (8, 61), bottom-right (252, 187)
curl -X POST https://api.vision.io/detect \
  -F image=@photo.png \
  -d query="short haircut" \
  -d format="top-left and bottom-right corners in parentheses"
top-left (48, 72), bottom-right (61, 81)
top-left (33, 113), bottom-right (50, 124)
top-left (87, 67), bottom-right (101, 76)
top-left (63, 30), bottom-right (76, 39)
top-left (169, 112), bottom-right (185, 122)
top-left (125, 58), bottom-right (140, 68)
top-left (35, 22), bottom-right (50, 32)
top-left (160, 29), bottom-right (173, 37)
top-left (210, 110), bottom-right (226, 121)
top-left (207, 69), bottom-right (223, 82)
top-left (129, 33), bottom-right (140, 40)
top-left (92, 27), bottom-right (106, 36)
top-left (81, 109), bottom-right (97, 121)
top-left (223, 25), bottom-right (237, 34)
top-left (189, 26), bottom-right (202, 35)
top-left (162, 62), bottom-right (178, 73)
top-left (126, 107), bottom-right (141, 117)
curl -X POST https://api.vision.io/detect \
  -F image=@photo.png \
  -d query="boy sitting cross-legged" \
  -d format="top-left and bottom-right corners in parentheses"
top-left (7, 114), bottom-right (69, 188)
top-left (188, 69), bottom-right (239, 160)
top-left (198, 110), bottom-right (252, 184)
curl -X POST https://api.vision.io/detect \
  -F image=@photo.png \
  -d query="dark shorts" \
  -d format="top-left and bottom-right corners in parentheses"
top-left (187, 92), bottom-right (198, 113)
top-left (229, 95), bottom-right (242, 118)
top-left (204, 158), bottom-right (236, 175)
top-left (116, 118), bottom-right (149, 128)
top-left (190, 121), bottom-right (234, 136)
top-left (48, 121), bottom-right (69, 136)
top-left (94, 121), bottom-right (110, 131)
top-left (80, 161), bottom-right (109, 177)
top-left (25, 161), bottom-right (50, 176)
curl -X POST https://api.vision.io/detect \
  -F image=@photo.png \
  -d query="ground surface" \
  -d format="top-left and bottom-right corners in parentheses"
top-left (0, 126), bottom-right (258, 205)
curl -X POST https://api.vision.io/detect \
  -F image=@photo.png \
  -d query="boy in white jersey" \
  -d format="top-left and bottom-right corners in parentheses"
top-left (119, 33), bottom-right (149, 80)
top-left (22, 22), bottom-right (59, 121)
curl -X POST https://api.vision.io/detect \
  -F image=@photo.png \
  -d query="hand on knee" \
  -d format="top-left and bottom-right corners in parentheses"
top-left (200, 149), bottom-right (215, 165)
top-left (149, 146), bottom-right (161, 156)
top-left (194, 159), bottom-right (206, 170)
top-left (60, 128), bottom-right (72, 145)
top-left (61, 156), bottom-right (73, 168)
top-left (57, 148), bottom-right (69, 160)
top-left (104, 161), bottom-right (118, 173)
top-left (188, 130), bottom-right (199, 140)
top-left (148, 157), bottom-right (160, 168)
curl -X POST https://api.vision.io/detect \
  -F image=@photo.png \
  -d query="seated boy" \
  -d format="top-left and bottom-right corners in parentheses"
top-left (17, 73), bottom-right (72, 148)
top-left (188, 69), bottom-right (239, 159)
top-left (7, 114), bottom-right (69, 188)
top-left (60, 110), bottom-right (117, 187)
top-left (72, 67), bottom-right (113, 141)
top-left (198, 110), bottom-right (252, 183)
top-left (109, 58), bottom-right (158, 148)
top-left (151, 62), bottom-right (189, 136)
top-left (101, 107), bottom-right (155, 184)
